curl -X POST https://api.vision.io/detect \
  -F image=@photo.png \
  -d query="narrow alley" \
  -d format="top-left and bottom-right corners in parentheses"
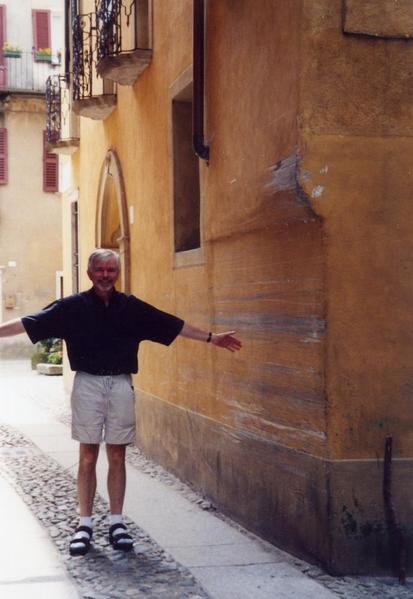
top-left (0, 360), bottom-right (411, 599)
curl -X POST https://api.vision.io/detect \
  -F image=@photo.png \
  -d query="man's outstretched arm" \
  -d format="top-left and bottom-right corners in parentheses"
top-left (179, 323), bottom-right (242, 353)
top-left (0, 318), bottom-right (25, 337)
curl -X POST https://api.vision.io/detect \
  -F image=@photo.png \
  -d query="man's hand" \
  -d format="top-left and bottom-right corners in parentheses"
top-left (179, 323), bottom-right (242, 352)
top-left (211, 331), bottom-right (242, 353)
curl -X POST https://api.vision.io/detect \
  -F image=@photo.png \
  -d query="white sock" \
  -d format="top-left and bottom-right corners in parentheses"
top-left (79, 516), bottom-right (93, 528)
top-left (71, 516), bottom-right (93, 550)
top-left (109, 514), bottom-right (133, 547)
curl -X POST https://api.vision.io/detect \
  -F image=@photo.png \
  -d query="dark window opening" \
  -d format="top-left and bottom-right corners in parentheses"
top-left (172, 82), bottom-right (200, 253)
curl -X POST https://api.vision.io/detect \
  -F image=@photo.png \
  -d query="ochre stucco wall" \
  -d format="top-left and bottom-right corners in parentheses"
top-left (296, 0), bottom-right (413, 572)
top-left (70, 0), bottom-right (413, 574)
top-left (300, 0), bottom-right (413, 459)
top-left (73, 0), bottom-right (329, 565)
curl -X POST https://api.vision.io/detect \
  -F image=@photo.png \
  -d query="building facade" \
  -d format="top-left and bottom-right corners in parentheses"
top-left (52, 0), bottom-right (413, 574)
top-left (0, 0), bottom-right (64, 357)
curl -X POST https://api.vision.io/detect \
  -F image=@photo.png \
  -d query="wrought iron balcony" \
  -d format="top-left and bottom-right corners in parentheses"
top-left (72, 11), bottom-right (117, 120)
top-left (0, 51), bottom-right (61, 94)
top-left (95, 0), bottom-right (152, 86)
top-left (45, 74), bottom-right (79, 154)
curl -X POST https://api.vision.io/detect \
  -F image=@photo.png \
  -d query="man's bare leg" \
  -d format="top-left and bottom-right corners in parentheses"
top-left (78, 443), bottom-right (99, 516)
top-left (106, 443), bottom-right (126, 513)
top-left (69, 443), bottom-right (99, 556)
top-left (106, 443), bottom-right (133, 551)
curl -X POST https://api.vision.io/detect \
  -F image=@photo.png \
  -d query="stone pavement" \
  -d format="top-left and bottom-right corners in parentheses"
top-left (0, 360), bottom-right (412, 599)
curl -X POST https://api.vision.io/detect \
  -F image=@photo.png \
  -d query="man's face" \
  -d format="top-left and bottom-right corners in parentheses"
top-left (87, 257), bottom-right (120, 295)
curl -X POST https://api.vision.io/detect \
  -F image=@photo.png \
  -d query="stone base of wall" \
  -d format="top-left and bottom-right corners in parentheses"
top-left (135, 389), bottom-right (413, 575)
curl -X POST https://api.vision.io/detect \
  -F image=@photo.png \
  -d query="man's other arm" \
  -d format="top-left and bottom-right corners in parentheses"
top-left (179, 323), bottom-right (242, 353)
top-left (0, 318), bottom-right (25, 337)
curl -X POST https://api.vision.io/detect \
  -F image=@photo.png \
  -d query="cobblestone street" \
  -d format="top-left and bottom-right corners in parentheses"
top-left (0, 425), bottom-right (207, 599)
top-left (0, 360), bottom-right (412, 599)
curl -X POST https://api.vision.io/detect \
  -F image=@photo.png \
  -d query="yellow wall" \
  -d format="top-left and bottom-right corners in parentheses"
top-left (299, 0), bottom-right (413, 460)
top-left (75, 0), bottom-right (326, 454)
top-left (68, 0), bottom-right (413, 573)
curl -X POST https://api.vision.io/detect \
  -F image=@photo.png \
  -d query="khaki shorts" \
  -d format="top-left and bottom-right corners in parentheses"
top-left (71, 371), bottom-right (136, 445)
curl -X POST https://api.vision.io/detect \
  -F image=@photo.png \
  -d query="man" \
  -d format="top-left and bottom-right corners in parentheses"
top-left (0, 249), bottom-right (241, 556)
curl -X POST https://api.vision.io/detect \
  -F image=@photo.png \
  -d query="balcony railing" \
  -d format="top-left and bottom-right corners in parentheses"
top-left (45, 74), bottom-right (80, 154)
top-left (46, 74), bottom-right (64, 143)
top-left (95, 0), bottom-right (152, 85)
top-left (0, 51), bottom-right (61, 94)
top-left (72, 11), bottom-right (116, 119)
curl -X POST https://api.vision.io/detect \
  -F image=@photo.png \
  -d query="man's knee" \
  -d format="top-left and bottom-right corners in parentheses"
top-left (79, 443), bottom-right (99, 469)
top-left (106, 443), bottom-right (126, 467)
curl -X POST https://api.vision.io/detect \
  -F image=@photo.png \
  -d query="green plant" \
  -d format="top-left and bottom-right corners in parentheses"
top-left (3, 42), bottom-right (22, 53)
top-left (48, 351), bottom-right (62, 365)
top-left (35, 47), bottom-right (52, 62)
top-left (31, 338), bottom-right (63, 369)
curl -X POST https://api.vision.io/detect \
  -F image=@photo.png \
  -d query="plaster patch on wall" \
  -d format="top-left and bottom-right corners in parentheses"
top-left (266, 153), bottom-right (297, 193)
top-left (311, 185), bottom-right (324, 199)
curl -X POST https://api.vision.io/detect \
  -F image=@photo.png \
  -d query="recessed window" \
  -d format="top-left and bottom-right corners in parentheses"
top-left (172, 82), bottom-right (200, 253)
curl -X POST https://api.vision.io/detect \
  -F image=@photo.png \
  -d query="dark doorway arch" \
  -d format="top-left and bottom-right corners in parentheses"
top-left (96, 150), bottom-right (130, 293)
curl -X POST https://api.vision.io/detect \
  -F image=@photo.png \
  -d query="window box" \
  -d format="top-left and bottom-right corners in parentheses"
top-left (4, 50), bottom-right (21, 58)
top-left (36, 52), bottom-right (52, 62)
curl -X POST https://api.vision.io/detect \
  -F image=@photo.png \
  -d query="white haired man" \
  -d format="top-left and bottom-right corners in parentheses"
top-left (0, 249), bottom-right (241, 556)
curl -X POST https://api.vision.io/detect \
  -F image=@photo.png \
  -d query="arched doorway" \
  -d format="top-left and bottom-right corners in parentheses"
top-left (96, 150), bottom-right (130, 293)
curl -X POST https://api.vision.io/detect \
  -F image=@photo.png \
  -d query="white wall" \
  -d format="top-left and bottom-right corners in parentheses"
top-left (3, 0), bottom-right (64, 63)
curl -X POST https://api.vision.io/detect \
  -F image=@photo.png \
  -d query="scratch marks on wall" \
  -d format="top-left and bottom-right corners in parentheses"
top-left (223, 398), bottom-right (326, 455)
top-left (200, 209), bottom-right (326, 455)
top-left (214, 313), bottom-right (325, 340)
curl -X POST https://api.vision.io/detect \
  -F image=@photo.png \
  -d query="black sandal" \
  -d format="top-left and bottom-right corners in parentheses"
top-left (109, 523), bottom-right (134, 552)
top-left (69, 525), bottom-right (93, 556)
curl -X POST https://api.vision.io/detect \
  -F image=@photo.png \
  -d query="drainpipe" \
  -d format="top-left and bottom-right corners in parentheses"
top-left (193, 0), bottom-right (209, 161)
top-left (64, 0), bottom-right (70, 78)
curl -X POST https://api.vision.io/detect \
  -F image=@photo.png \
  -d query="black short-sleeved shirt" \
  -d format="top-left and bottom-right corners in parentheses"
top-left (22, 289), bottom-right (184, 375)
